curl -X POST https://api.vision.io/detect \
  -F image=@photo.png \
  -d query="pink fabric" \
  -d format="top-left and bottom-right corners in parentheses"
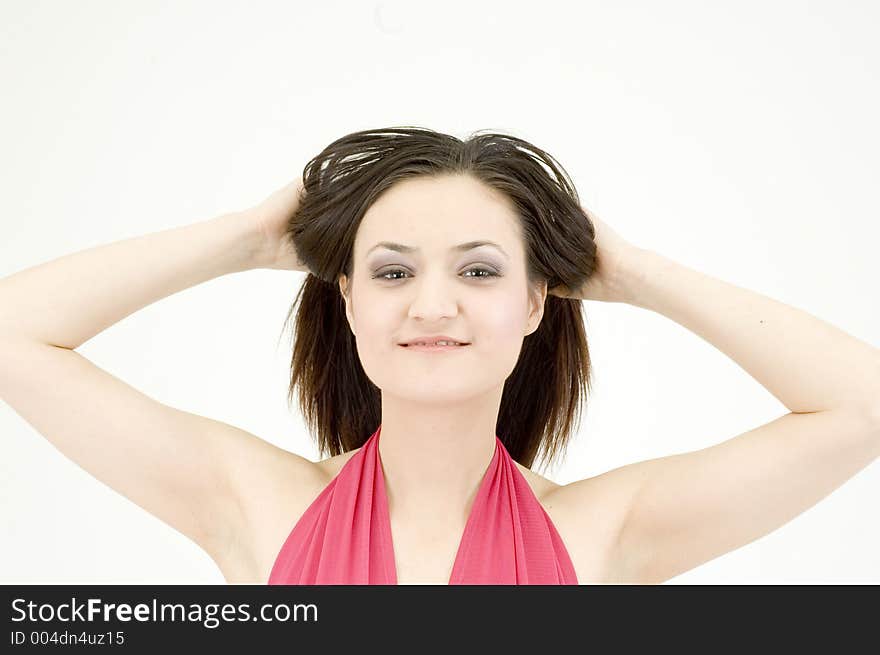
top-left (268, 424), bottom-right (578, 584)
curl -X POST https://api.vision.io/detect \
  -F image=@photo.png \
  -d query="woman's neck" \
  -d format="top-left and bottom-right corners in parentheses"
top-left (376, 393), bottom-right (501, 519)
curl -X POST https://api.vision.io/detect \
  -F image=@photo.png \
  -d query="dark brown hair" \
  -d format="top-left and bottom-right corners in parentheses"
top-left (280, 126), bottom-right (597, 472)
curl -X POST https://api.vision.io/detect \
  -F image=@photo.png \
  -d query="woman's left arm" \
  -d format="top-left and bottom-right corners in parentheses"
top-left (546, 217), bottom-right (880, 585)
top-left (622, 247), bottom-right (880, 415)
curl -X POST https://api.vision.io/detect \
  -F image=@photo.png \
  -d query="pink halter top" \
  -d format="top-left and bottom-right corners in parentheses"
top-left (267, 425), bottom-right (578, 584)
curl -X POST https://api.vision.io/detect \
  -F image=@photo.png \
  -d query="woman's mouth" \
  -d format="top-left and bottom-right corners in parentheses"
top-left (400, 342), bottom-right (470, 352)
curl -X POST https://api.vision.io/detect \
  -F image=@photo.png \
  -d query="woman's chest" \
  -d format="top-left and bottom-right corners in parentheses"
top-left (225, 501), bottom-right (599, 585)
top-left (388, 518), bottom-right (467, 585)
top-left (245, 455), bottom-right (605, 585)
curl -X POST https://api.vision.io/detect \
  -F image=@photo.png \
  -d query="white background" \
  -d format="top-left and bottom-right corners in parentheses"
top-left (1, 0), bottom-right (878, 583)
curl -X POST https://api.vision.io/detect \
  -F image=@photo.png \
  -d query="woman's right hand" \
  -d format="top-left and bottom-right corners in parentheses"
top-left (244, 178), bottom-right (309, 272)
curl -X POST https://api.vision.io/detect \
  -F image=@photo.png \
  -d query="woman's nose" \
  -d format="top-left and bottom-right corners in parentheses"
top-left (406, 274), bottom-right (460, 320)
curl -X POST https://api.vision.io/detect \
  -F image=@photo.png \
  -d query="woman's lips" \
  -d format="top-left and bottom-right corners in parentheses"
top-left (399, 343), bottom-right (470, 352)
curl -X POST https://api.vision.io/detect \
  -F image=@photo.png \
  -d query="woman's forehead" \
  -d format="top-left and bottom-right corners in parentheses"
top-left (355, 177), bottom-right (521, 258)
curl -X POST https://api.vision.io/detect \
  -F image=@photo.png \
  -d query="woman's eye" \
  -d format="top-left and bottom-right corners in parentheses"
top-left (374, 268), bottom-right (409, 281)
top-left (462, 267), bottom-right (499, 279)
top-left (372, 267), bottom-right (499, 281)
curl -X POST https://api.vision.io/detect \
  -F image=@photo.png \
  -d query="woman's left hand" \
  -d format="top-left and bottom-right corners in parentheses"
top-left (548, 207), bottom-right (642, 303)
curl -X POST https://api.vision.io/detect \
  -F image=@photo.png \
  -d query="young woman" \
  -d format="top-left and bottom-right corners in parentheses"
top-left (1, 127), bottom-right (878, 584)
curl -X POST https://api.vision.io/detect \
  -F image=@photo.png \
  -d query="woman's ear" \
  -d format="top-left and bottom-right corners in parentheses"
top-left (338, 274), bottom-right (356, 336)
top-left (525, 279), bottom-right (548, 336)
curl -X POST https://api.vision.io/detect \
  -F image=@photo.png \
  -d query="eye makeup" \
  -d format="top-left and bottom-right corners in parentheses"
top-left (371, 264), bottom-right (503, 281)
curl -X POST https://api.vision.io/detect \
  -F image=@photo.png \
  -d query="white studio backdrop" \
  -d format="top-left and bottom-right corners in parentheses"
top-left (0, 0), bottom-right (877, 583)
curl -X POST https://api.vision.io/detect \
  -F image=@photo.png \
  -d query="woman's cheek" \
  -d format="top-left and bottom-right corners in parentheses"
top-left (482, 298), bottom-right (527, 345)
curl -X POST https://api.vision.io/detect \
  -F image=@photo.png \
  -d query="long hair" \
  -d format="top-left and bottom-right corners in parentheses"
top-left (280, 126), bottom-right (597, 472)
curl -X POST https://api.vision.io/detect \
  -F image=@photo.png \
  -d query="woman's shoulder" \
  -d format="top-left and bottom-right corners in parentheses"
top-left (316, 446), bottom-right (362, 479)
top-left (514, 461), bottom-right (562, 502)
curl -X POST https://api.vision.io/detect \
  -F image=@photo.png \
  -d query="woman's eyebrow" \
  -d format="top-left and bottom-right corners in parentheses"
top-left (367, 240), bottom-right (509, 259)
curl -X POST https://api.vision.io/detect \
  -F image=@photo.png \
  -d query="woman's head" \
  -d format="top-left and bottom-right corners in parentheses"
top-left (282, 126), bottom-right (597, 471)
top-left (338, 173), bottom-right (546, 409)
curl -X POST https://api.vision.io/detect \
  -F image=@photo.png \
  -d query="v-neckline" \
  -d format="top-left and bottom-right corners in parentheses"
top-left (372, 425), bottom-right (501, 585)
top-left (267, 423), bottom-right (579, 584)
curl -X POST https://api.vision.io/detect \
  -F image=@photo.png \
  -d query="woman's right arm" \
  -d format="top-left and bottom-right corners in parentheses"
top-left (0, 210), bottom-right (324, 577)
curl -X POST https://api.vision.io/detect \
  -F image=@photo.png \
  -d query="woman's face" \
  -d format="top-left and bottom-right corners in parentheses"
top-left (338, 174), bottom-right (547, 404)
